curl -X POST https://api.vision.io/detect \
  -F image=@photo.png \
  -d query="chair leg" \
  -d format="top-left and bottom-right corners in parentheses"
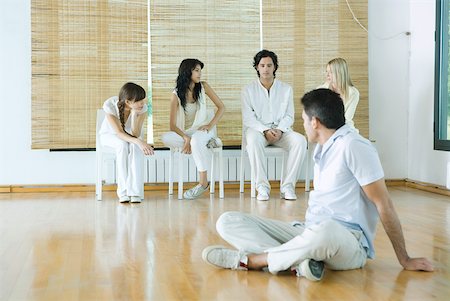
top-left (280, 151), bottom-right (285, 189)
top-left (169, 149), bottom-right (174, 195)
top-left (250, 164), bottom-right (256, 198)
top-left (219, 148), bottom-right (224, 199)
top-left (210, 151), bottom-right (215, 194)
top-left (96, 153), bottom-right (102, 201)
top-left (178, 152), bottom-right (184, 200)
top-left (305, 144), bottom-right (312, 192)
top-left (239, 148), bottom-right (245, 193)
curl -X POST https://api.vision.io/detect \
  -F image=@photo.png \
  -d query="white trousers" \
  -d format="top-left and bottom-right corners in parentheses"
top-left (216, 211), bottom-right (367, 274)
top-left (100, 134), bottom-right (145, 199)
top-left (245, 128), bottom-right (307, 192)
top-left (161, 130), bottom-right (214, 172)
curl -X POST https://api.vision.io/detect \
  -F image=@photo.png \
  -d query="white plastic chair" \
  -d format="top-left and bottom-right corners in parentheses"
top-left (239, 130), bottom-right (313, 197)
top-left (168, 144), bottom-right (224, 200)
top-left (96, 109), bottom-right (116, 201)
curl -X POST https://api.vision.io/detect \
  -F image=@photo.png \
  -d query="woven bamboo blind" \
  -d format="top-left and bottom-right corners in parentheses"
top-left (150, 0), bottom-right (368, 147)
top-left (149, 0), bottom-right (260, 147)
top-left (31, 0), bottom-right (148, 149)
top-left (262, 0), bottom-right (368, 137)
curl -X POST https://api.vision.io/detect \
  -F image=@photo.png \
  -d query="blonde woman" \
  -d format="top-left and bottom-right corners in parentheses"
top-left (318, 58), bottom-right (360, 131)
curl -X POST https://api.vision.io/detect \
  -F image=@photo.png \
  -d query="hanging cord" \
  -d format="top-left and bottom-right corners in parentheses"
top-left (345, 0), bottom-right (410, 40)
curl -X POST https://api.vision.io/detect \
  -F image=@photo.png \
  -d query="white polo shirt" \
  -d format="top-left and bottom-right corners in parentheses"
top-left (241, 79), bottom-right (294, 133)
top-left (305, 125), bottom-right (384, 258)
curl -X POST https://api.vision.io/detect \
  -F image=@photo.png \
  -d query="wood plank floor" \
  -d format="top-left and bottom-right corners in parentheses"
top-left (0, 187), bottom-right (449, 301)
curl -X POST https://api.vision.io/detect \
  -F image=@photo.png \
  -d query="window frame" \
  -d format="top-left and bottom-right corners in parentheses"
top-left (434, 0), bottom-right (450, 150)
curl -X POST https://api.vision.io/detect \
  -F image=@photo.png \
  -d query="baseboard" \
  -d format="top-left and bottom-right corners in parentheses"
top-left (404, 179), bottom-right (450, 197)
top-left (1, 179), bottom-right (449, 196)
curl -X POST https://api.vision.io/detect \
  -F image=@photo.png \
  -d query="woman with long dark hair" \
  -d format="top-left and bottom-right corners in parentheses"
top-left (99, 82), bottom-right (154, 203)
top-left (161, 58), bottom-right (225, 199)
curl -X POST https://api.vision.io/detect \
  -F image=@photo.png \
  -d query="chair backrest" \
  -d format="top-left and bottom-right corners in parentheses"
top-left (96, 109), bottom-right (105, 151)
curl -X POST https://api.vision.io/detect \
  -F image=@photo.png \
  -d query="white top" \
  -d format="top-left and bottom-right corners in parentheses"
top-left (173, 83), bottom-right (209, 131)
top-left (317, 83), bottom-right (360, 130)
top-left (99, 96), bottom-right (148, 136)
top-left (241, 79), bottom-right (294, 133)
top-left (184, 102), bottom-right (198, 130)
top-left (305, 125), bottom-right (384, 258)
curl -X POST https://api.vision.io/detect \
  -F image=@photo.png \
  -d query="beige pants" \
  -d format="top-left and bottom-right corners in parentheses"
top-left (216, 211), bottom-right (368, 274)
top-left (245, 128), bottom-right (307, 192)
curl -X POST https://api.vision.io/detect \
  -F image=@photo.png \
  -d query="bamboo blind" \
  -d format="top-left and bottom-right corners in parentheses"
top-left (32, 0), bottom-right (368, 149)
top-left (150, 0), bottom-right (368, 147)
top-left (262, 0), bottom-right (368, 137)
top-left (149, 0), bottom-right (260, 147)
top-left (31, 0), bottom-right (148, 149)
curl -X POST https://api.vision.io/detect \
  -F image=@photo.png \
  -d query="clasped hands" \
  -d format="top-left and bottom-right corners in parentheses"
top-left (264, 129), bottom-right (283, 144)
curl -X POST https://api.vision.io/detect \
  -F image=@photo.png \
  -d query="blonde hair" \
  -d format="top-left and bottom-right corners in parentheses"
top-left (327, 58), bottom-right (353, 101)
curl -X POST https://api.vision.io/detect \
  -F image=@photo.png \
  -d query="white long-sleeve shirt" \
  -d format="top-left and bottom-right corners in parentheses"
top-left (241, 79), bottom-right (294, 133)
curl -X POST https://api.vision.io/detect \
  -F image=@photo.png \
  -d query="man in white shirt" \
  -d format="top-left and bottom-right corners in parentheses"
top-left (202, 88), bottom-right (434, 281)
top-left (241, 49), bottom-right (307, 201)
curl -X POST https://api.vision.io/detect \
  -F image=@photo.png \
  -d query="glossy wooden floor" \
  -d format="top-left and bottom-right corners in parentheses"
top-left (0, 186), bottom-right (449, 301)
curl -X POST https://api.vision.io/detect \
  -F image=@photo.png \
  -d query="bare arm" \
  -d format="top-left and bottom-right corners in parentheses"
top-left (199, 81), bottom-right (225, 131)
top-left (169, 93), bottom-right (191, 154)
top-left (344, 87), bottom-right (359, 124)
top-left (363, 179), bottom-right (434, 271)
top-left (105, 113), bottom-right (153, 156)
top-left (130, 110), bottom-right (147, 138)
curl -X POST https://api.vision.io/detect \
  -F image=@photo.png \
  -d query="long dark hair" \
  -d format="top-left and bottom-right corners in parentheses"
top-left (176, 58), bottom-right (204, 109)
top-left (253, 49), bottom-right (279, 77)
top-left (117, 82), bottom-right (146, 136)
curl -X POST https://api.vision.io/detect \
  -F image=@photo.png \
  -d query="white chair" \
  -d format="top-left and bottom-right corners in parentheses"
top-left (168, 144), bottom-right (224, 200)
top-left (96, 109), bottom-right (116, 201)
top-left (239, 130), bottom-right (313, 197)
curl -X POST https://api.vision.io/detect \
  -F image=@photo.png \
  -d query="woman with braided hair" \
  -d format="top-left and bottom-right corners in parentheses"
top-left (99, 82), bottom-right (154, 203)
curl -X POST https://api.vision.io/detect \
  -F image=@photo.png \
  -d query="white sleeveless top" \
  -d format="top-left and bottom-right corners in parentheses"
top-left (184, 102), bottom-right (198, 130)
top-left (173, 83), bottom-right (208, 131)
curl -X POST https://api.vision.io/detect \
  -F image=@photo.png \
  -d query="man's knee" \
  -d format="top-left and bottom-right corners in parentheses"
top-left (307, 220), bottom-right (342, 246)
top-left (216, 211), bottom-right (247, 237)
top-left (290, 132), bottom-right (307, 149)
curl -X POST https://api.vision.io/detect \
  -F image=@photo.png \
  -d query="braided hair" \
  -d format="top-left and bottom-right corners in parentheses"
top-left (176, 58), bottom-right (204, 110)
top-left (117, 82), bottom-right (146, 137)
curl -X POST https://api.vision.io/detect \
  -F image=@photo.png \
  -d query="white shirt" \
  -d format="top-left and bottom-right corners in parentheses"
top-left (305, 125), bottom-right (384, 258)
top-left (241, 79), bottom-right (294, 133)
top-left (173, 84), bottom-right (208, 131)
top-left (99, 96), bottom-right (148, 136)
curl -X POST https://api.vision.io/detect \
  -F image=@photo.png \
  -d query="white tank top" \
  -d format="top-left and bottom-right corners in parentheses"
top-left (184, 102), bottom-right (198, 130)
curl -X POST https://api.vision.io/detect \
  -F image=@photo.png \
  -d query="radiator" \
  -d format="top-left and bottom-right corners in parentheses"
top-left (102, 149), bottom-right (310, 184)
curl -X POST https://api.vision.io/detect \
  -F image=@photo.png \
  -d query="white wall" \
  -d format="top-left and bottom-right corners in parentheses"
top-left (0, 0), bottom-right (95, 185)
top-left (407, 0), bottom-right (450, 185)
top-left (368, 0), bottom-right (411, 178)
top-left (0, 0), bottom-right (448, 186)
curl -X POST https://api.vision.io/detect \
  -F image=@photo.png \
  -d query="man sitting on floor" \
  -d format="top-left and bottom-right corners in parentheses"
top-left (202, 88), bottom-right (434, 281)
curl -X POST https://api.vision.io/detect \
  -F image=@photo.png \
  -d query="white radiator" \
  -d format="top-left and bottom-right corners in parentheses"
top-left (102, 149), bottom-right (310, 184)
